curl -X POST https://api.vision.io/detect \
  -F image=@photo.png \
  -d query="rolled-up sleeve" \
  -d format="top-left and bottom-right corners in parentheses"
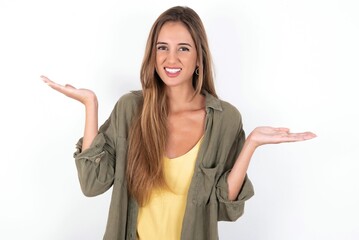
top-left (73, 93), bottom-right (140, 198)
top-left (215, 111), bottom-right (254, 221)
top-left (216, 172), bottom-right (254, 221)
top-left (74, 132), bottom-right (116, 197)
top-left (73, 100), bottom-right (121, 197)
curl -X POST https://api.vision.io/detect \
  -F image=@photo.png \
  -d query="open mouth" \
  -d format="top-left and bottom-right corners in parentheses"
top-left (165, 67), bottom-right (182, 74)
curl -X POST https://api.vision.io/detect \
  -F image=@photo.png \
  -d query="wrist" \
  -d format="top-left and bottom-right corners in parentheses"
top-left (245, 133), bottom-right (260, 151)
top-left (84, 95), bottom-right (98, 109)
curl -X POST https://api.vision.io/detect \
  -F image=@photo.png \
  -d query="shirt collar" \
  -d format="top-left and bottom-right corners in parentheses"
top-left (202, 90), bottom-right (223, 112)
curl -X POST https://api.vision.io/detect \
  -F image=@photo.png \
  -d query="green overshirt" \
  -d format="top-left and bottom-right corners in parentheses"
top-left (74, 90), bottom-right (254, 240)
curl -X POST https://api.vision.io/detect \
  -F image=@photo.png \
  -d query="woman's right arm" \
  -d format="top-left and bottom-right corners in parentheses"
top-left (41, 75), bottom-right (98, 149)
top-left (42, 75), bottom-right (117, 196)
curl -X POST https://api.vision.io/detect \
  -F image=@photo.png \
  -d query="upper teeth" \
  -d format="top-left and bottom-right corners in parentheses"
top-left (165, 68), bottom-right (181, 73)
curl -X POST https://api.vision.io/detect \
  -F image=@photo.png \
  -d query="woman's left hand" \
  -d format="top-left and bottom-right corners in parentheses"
top-left (247, 127), bottom-right (316, 148)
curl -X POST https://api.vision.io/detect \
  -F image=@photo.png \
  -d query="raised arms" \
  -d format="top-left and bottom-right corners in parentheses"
top-left (227, 127), bottom-right (316, 200)
top-left (41, 75), bottom-right (98, 150)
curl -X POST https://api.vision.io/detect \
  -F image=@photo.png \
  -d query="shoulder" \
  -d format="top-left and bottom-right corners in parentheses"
top-left (115, 90), bottom-right (143, 109)
top-left (204, 91), bottom-right (242, 123)
top-left (204, 91), bottom-right (243, 133)
top-left (219, 99), bottom-right (242, 121)
top-left (118, 90), bottom-right (143, 104)
top-left (110, 90), bottom-right (143, 119)
top-left (217, 99), bottom-right (243, 130)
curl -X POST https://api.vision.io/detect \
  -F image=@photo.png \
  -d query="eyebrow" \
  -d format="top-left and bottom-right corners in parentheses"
top-left (156, 42), bottom-right (193, 47)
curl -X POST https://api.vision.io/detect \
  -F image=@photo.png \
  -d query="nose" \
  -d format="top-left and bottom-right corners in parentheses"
top-left (166, 49), bottom-right (178, 64)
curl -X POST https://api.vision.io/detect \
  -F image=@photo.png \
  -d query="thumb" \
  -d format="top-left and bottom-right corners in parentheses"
top-left (65, 84), bottom-right (76, 89)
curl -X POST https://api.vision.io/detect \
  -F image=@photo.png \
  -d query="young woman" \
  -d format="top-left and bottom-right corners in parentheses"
top-left (42, 6), bottom-right (316, 240)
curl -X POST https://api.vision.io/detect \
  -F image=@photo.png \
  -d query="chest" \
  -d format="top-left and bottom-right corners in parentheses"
top-left (166, 109), bottom-right (205, 159)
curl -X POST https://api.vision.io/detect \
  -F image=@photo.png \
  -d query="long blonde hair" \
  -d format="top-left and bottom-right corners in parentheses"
top-left (126, 6), bottom-right (217, 206)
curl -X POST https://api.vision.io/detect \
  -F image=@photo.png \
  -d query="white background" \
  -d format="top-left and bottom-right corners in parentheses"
top-left (1, 0), bottom-right (358, 239)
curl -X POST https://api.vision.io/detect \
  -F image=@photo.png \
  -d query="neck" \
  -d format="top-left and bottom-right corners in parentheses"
top-left (165, 86), bottom-right (204, 113)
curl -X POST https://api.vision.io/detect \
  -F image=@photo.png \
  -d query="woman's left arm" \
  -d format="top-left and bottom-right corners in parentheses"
top-left (227, 127), bottom-right (316, 200)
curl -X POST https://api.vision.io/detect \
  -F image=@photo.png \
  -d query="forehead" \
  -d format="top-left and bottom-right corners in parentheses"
top-left (157, 21), bottom-right (194, 44)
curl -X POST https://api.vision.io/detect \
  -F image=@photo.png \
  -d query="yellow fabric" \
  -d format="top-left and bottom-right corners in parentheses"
top-left (137, 137), bottom-right (203, 240)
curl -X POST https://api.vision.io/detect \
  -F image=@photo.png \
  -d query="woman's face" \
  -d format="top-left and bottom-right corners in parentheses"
top-left (155, 21), bottom-right (198, 90)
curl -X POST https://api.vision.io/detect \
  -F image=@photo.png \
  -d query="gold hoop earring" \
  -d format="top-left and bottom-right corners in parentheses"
top-left (195, 68), bottom-right (199, 76)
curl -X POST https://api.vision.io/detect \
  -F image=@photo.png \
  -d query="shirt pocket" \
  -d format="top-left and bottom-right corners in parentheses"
top-left (195, 164), bottom-right (219, 205)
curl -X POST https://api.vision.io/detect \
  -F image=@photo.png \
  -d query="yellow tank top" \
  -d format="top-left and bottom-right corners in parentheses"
top-left (137, 137), bottom-right (203, 240)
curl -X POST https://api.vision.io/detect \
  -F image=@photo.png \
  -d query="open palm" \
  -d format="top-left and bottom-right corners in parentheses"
top-left (41, 75), bottom-right (96, 105)
top-left (249, 126), bottom-right (316, 147)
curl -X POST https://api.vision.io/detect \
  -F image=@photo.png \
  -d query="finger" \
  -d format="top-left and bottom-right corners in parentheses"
top-left (275, 127), bottom-right (290, 132)
top-left (285, 132), bottom-right (317, 141)
top-left (44, 79), bottom-right (68, 93)
top-left (298, 132), bottom-right (317, 140)
top-left (48, 83), bottom-right (66, 92)
top-left (289, 132), bottom-right (316, 137)
top-left (41, 76), bottom-right (59, 86)
top-left (40, 75), bottom-right (51, 83)
top-left (65, 84), bottom-right (76, 89)
top-left (45, 79), bottom-right (62, 88)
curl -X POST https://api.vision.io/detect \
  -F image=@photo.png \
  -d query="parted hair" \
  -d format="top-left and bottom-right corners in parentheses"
top-left (126, 6), bottom-right (217, 206)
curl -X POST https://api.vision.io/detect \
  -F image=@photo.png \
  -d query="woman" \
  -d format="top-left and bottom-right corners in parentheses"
top-left (42, 6), bottom-right (316, 240)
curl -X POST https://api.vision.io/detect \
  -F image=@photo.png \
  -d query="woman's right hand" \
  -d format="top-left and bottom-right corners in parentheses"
top-left (41, 75), bottom-right (97, 106)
